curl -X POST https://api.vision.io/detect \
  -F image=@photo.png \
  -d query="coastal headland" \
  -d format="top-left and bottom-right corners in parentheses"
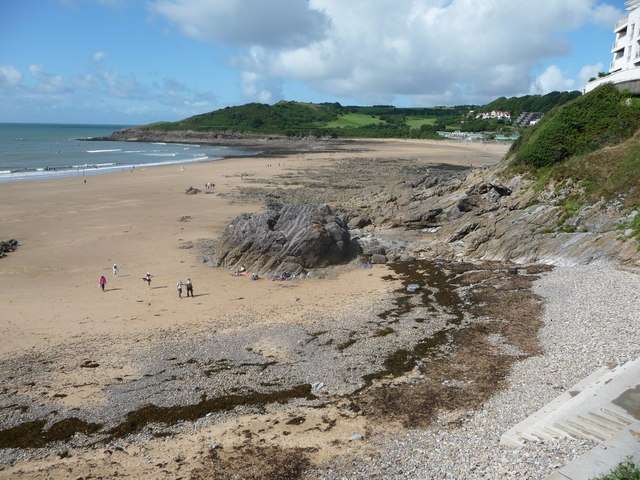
top-left (1, 137), bottom-right (639, 479)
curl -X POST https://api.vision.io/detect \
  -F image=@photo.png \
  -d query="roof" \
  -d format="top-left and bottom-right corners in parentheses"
top-left (626, 0), bottom-right (640, 11)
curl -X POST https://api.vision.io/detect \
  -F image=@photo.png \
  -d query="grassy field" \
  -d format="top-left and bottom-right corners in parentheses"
top-left (325, 113), bottom-right (384, 128)
top-left (405, 117), bottom-right (437, 129)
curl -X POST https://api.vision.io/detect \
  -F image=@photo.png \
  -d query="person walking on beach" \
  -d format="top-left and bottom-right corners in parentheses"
top-left (112, 264), bottom-right (118, 276)
top-left (186, 278), bottom-right (193, 297)
top-left (177, 280), bottom-right (183, 298)
top-left (142, 272), bottom-right (152, 289)
top-left (99, 275), bottom-right (107, 292)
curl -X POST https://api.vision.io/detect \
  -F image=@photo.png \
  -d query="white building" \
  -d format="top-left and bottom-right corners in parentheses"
top-left (585, 0), bottom-right (640, 94)
top-left (475, 110), bottom-right (511, 120)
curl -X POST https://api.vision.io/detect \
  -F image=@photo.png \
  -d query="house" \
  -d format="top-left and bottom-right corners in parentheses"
top-left (475, 110), bottom-right (511, 120)
top-left (584, 0), bottom-right (640, 94)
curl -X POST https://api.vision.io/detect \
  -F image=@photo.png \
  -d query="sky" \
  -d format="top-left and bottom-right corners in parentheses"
top-left (0, 0), bottom-right (630, 125)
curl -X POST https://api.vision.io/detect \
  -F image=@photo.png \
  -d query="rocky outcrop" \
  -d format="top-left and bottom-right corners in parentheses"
top-left (95, 127), bottom-right (272, 144)
top-left (0, 239), bottom-right (18, 258)
top-left (209, 204), bottom-right (356, 274)
top-left (350, 167), bottom-right (639, 267)
top-left (209, 154), bottom-right (639, 270)
top-left (87, 128), bottom-right (355, 156)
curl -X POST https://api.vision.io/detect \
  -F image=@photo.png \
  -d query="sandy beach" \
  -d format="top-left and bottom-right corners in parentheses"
top-left (0, 138), bottom-right (547, 479)
top-left (0, 139), bottom-right (506, 358)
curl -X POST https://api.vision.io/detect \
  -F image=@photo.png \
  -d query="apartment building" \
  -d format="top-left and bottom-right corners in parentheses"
top-left (584, 0), bottom-right (640, 94)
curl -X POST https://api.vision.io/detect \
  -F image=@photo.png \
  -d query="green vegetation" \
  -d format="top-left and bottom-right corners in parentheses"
top-left (618, 211), bottom-right (640, 246)
top-left (139, 92), bottom-right (579, 139)
top-left (506, 83), bottom-right (640, 241)
top-left (481, 90), bottom-right (581, 117)
top-left (510, 84), bottom-right (640, 169)
top-left (325, 113), bottom-right (384, 128)
top-left (590, 457), bottom-right (640, 480)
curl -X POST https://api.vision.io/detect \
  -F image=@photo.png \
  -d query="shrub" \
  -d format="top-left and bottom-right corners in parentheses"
top-left (511, 84), bottom-right (640, 168)
top-left (590, 457), bottom-right (640, 480)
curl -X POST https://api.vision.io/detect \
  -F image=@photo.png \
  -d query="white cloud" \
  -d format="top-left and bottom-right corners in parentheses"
top-left (93, 51), bottom-right (106, 62)
top-left (530, 65), bottom-right (576, 94)
top-left (150, 0), bottom-right (623, 104)
top-left (28, 64), bottom-right (68, 93)
top-left (150, 0), bottom-right (330, 48)
top-left (577, 62), bottom-right (605, 85)
top-left (590, 4), bottom-right (622, 28)
top-left (241, 71), bottom-right (282, 103)
top-left (70, 73), bottom-right (99, 91)
top-left (0, 64), bottom-right (23, 88)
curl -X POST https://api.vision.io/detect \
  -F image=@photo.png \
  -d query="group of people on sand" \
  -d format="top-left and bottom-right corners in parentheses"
top-left (176, 278), bottom-right (194, 298)
top-left (205, 182), bottom-right (215, 190)
top-left (98, 266), bottom-right (194, 298)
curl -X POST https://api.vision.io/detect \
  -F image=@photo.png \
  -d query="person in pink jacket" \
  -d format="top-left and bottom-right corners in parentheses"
top-left (99, 275), bottom-right (107, 292)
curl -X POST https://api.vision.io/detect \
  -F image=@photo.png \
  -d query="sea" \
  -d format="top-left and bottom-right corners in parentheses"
top-left (0, 123), bottom-right (254, 183)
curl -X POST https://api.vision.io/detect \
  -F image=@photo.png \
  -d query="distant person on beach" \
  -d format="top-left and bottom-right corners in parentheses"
top-left (177, 280), bottom-right (183, 298)
top-left (186, 278), bottom-right (193, 297)
top-left (142, 272), bottom-right (152, 288)
top-left (112, 264), bottom-right (118, 276)
top-left (99, 275), bottom-right (106, 292)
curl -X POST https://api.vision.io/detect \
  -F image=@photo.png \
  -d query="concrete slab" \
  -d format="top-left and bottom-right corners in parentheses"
top-left (547, 427), bottom-right (640, 480)
top-left (500, 357), bottom-right (640, 479)
top-left (502, 358), bottom-right (640, 446)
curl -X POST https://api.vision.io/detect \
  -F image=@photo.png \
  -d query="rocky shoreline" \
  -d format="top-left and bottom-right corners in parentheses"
top-left (217, 153), bottom-right (640, 270)
top-left (89, 127), bottom-right (369, 156)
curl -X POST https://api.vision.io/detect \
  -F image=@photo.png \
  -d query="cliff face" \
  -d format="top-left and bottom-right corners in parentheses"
top-left (348, 166), bottom-right (639, 267)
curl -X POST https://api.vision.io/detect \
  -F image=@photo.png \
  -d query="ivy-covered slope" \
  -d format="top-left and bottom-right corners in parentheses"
top-left (509, 84), bottom-right (640, 168)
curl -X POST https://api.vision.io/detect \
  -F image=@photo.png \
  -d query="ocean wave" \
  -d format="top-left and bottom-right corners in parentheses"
top-left (142, 153), bottom-right (177, 157)
top-left (72, 162), bottom-right (117, 168)
top-left (86, 149), bottom-right (122, 153)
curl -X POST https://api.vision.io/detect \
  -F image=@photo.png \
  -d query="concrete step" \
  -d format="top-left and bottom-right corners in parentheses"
top-left (500, 356), bottom-right (640, 480)
top-left (501, 357), bottom-right (640, 447)
top-left (545, 426), bottom-right (640, 480)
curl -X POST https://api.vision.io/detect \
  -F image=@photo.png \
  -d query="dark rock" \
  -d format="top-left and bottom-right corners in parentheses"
top-left (466, 182), bottom-right (511, 197)
top-left (348, 216), bottom-right (371, 229)
top-left (370, 254), bottom-right (388, 264)
top-left (212, 204), bottom-right (354, 273)
top-left (185, 187), bottom-right (200, 195)
top-left (358, 238), bottom-right (386, 256)
top-left (448, 223), bottom-right (478, 242)
top-left (0, 239), bottom-right (18, 258)
top-left (456, 196), bottom-right (478, 213)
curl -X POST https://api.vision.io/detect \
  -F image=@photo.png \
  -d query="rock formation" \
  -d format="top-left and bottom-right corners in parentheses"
top-left (208, 204), bottom-right (355, 274)
top-left (0, 239), bottom-right (18, 259)
top-left (347, 166), bottom-right (639, 267)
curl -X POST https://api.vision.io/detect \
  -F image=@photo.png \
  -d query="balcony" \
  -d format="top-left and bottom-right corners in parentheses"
top-left (615, 15), bottom-right (629, 31)
top-left (613, 38), bottom-right (626, 51)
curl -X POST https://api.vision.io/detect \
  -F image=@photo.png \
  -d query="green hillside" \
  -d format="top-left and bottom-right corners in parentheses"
top-left (510, 84), bottom-right (640, 168)
top-left (509, 83), bottom-right (640, 208)
top-left (481, 91), bottom-right (582, 117)
top-left (139, 93), bottom-right (580, 139)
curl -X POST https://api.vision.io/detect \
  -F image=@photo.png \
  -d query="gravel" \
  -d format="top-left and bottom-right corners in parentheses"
top-left (2, 264), bottom-right (638, 478)
top-left (310, 264), bottom-right (640, 479)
